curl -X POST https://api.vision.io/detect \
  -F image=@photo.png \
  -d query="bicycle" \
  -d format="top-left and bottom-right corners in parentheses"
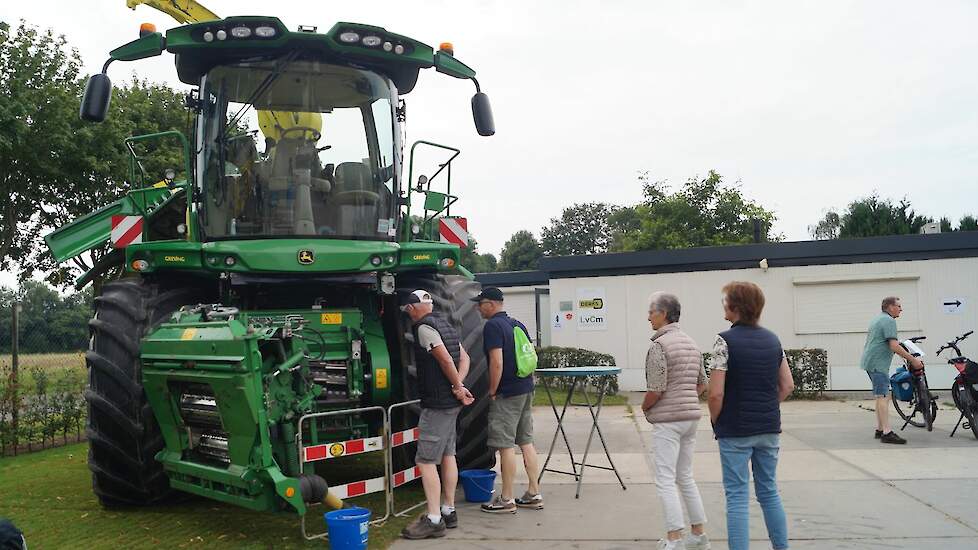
top-left (890, 336), bottom-right (937, 431)
top-left (937, 330), bottom-right (978, 440)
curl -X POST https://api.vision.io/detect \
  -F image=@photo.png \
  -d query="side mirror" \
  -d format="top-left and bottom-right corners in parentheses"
top-left (471, 92), bottom-right (495, 137)
top-left (80, 74), bottom-right (112, 123)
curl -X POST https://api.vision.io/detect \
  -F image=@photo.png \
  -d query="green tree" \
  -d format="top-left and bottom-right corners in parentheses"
top-left (615, 170), bottom-right (778, 251)
top-left (459, 236), bottom-right (497, 273)
top-left (809, 211), bottom-right (841, 240)
top-left (498, 230), bottom-right (543, 271)
top-left (0, 281), bottom-right (91, 353)
top-left (1, 20), bottom-right (191, 285)
top-left (541, 202), bottom-right (618, 256)
top-left (958, 215), bottom-right (977, 231)
top-left (831, 194), bottom-right (933, 238)
top-left (0, 20), bottom-right (85, 278)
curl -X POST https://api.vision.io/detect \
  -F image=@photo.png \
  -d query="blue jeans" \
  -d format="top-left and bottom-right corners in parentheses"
top-left (718, 434), bottom-right (788, 550)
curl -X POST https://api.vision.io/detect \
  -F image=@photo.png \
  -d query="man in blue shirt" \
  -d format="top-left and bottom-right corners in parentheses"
top-left (472, 287), bottom-right (543, 513)
top-left (859, 296), bottom-right (922, 444)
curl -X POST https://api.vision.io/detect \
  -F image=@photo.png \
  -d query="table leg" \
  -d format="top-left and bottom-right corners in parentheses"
top-left (574, 376), bottom-right (625, 498)
top-left (583, 377), bottom-right (625, 491)
top-left (538, 377), bottom-right (579, 484)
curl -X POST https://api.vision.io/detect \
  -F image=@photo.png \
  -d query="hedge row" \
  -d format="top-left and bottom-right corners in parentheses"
top-left (0, 363), bottom-right (86, 456)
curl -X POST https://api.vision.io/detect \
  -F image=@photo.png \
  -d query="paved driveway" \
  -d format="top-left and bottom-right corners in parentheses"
top-left (392, 396), bottom-right (978, 549)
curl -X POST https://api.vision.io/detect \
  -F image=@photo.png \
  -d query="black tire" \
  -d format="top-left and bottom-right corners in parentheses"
top-left (398, 274), bottom-right (494, 471)
top-left (918, 377), bottom-right (935, 432)
top-left (951, 379), bottom-right (978, 440)
top-left (86, 278), bottom-right (209, 506)
top-left (892, 389), bottom-right (923, 428)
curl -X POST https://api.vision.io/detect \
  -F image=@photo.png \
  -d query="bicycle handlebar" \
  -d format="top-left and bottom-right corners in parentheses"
top-left (937, 330), bottom-right (972, 357)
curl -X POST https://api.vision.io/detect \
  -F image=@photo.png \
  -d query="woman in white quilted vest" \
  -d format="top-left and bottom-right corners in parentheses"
top-left (641, 291), bottom-right (711, 550)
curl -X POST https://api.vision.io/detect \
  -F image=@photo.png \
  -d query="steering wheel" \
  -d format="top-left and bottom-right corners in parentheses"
top-left (277, 126), bottom-right (322, 142)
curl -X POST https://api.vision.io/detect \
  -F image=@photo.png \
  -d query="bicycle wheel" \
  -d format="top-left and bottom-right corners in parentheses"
top-left (918, 377), bottom-right (934, 432)
top-left (953, 380), bottom-right (978, 441)
top-left (892, 389), bottom-right (924, 428)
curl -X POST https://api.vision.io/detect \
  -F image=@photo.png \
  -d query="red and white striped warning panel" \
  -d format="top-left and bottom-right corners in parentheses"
top-left (390, 427), bottom-right (420, 448)
top-left (329, 476), bottom-right (386, 499)
top-left (392, 465), bottom-right (422, 488)
top-left (303, 435), bottom-right (384, 462)
top-left (110, 215), bottom-right (144, 248)
top-left (439, 217), bottom-right (468, 248)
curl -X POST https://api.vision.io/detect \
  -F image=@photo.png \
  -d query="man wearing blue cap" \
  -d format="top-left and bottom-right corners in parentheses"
top-left (473, 287), bottom-right (543, 514)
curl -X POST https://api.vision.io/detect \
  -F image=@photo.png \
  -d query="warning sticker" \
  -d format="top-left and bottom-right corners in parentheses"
top-left (321, 313), bottom-right (343, 325)
top-left (375, 368), bottom-right (388, 389)
top-left (181, 328), bottom-right (197, 340)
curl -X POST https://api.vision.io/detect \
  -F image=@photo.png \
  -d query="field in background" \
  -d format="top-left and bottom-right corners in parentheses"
top-left (0, 441), bottom-right (423, 549)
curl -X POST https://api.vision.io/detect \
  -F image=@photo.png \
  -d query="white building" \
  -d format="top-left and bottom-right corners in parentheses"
top-left (477, 232), bottom-right (978, 392)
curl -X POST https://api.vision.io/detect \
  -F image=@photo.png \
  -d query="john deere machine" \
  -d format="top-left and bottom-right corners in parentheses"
top-left (44, 1), bottom-right (495, 517)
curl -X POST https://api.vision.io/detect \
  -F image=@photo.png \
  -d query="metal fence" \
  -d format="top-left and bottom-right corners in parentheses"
top-left (0, 301), bottom-right (88, 456)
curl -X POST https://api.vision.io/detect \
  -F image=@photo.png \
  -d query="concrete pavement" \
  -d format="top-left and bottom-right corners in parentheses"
top-left (391, 396), bottom-right (978, 549)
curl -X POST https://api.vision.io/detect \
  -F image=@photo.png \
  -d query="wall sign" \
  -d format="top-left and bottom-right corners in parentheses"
top-left (576, 287), bottom-right (607, 331)
top-left (942, 297), bottom-right (965, 315)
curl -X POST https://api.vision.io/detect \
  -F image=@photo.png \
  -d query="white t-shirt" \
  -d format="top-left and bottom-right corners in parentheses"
top-left (417, 324), bottom-right (444, 351)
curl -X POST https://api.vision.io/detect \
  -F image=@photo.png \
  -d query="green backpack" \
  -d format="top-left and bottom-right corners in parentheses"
top-left (513, 323), bottom-right (538, 378)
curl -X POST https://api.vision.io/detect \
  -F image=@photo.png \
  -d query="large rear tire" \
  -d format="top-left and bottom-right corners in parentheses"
top-left (398, 274), bottom-right (494, 470)
top-left (86, 278), bottom-right (209, 506)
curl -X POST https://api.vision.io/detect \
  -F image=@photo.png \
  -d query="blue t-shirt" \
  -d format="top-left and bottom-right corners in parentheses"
top-left (483, 312), bottom-right (535, 397)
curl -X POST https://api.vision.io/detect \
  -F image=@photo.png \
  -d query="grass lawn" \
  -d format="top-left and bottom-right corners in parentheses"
top-left (532, 387), bottom-right (629, 407)
top-left (0, 442), bottom-right (425, 549)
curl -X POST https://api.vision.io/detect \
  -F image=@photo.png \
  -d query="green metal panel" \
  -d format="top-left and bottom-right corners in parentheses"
top-left (197, 239), bottom-right (401, 273)
top-left (434, 51), bottom-right (476, 79)
top-left (142, 315), bottom-right (307, 514)
top-left (110, 32), bottom-right (166, 62)
top-left (43, 185), bottom-right (183, 262)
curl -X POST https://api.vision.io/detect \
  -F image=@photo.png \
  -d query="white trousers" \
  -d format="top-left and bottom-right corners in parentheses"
top-left (651, 419), bottom-right (707, 532)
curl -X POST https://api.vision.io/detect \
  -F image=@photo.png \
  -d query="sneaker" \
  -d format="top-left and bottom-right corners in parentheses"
top-left (400, 514), bottom-right (447, 539)
top-left (880, 431), bottom-right (907, 445)
top-left (515, 491), bottom-right (544, 509)
top-left (656, 539), bottom-right (686, 550)
top-left (874, 429), bottom-right (883, 439)
top-left (442, 509), bottom-right (458, 529)
top-left (684, 532), bottom-right (711, 550)
top-left (480, 495), bottom-right (517, 514)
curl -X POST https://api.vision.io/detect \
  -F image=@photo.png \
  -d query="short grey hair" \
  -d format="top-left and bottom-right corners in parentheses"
top-left (648, 291), bottom-right (681, 323)
top-left (881, 296), bottom-right (900, 311)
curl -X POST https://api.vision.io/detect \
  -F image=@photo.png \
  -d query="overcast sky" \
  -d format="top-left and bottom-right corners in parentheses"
top-left (4, 0), bottom-right (977, 277)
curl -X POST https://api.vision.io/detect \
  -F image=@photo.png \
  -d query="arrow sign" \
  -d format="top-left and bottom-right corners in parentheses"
top-left (942, 297), bottom-right (965, 315)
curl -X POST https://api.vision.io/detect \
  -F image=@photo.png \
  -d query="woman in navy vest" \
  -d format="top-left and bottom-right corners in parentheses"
top-left (707, 282), bottom-right (795, 550)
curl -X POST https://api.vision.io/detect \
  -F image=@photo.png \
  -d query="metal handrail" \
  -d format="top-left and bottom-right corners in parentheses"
top-left (296, 405), bottom-right (390, 540)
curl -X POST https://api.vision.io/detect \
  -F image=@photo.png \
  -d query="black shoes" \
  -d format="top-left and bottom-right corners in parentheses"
top-left (401, 514), bottom-right (447, 539)
top-left (442, 509), bottom-right (458, 529)
top-left (874, 430), bottom-right (883, 439)
top-left (880, 431), bottom-right (907, 444)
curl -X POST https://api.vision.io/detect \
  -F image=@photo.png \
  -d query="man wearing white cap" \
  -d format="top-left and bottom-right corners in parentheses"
top-left (400, 289), bottom-right (475, 540)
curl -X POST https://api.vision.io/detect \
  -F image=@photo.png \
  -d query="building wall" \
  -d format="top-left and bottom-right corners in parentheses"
top-left (547, 257), bottom-right (978, 391)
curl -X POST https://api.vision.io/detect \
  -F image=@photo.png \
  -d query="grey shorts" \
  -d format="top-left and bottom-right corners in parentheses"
top-left (416, 406), bottom-right (461, 464)
top-left (867, 371), bottom-right (890, 397)
top-left (488, 392), bottom-right (534, 449)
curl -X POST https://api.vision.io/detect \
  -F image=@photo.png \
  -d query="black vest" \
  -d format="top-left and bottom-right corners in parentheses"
top-left (412, 313), bottom-right (463, 409)
top-left (713, 323), bottom-right (783, 438)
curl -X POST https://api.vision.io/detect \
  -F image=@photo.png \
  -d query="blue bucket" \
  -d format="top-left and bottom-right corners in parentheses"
top-left (324, 507), bottom-right (371, 550)
top-left (459, 469), bottom-right (496, 503)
